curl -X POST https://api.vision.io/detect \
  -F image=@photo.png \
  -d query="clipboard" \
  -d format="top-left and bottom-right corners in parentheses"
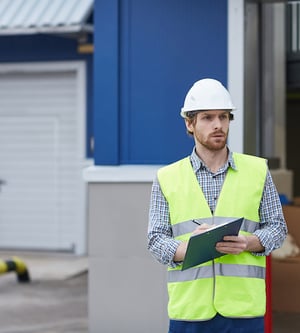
top-left (181, 217), bottom-right (244, 270)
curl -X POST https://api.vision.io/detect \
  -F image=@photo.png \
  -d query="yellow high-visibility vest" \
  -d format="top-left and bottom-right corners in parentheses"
top-left (157, 153), bottom-right (267, 321)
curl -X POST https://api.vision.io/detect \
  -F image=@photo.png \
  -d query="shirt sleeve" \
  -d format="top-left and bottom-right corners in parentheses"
top-left (253, 170), bottom-right (288, 256)
top-left (147, 177), bottom-right (181, 267)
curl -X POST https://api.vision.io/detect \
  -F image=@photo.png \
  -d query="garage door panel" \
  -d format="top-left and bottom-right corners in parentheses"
top-left (0, 68), bottom-right (84, 252)
top-left (0, 116), bottom-right (59, 248)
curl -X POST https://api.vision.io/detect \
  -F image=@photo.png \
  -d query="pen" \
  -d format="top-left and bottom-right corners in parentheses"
top-left (192, 219), bottom-right (202, 226)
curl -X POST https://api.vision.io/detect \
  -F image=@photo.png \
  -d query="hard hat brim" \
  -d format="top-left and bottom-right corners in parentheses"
top-left (180, 107), bottom-right (236, 118)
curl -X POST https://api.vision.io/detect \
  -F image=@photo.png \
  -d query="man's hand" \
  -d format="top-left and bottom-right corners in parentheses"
top-left (216, 235), bottom-right (248, 255)
top-left (192, 223), bottom-right (215, 235)
top-left (174, 223), bottom-right (215, 262)
top-left (216, 234), bottom-right (264, 254)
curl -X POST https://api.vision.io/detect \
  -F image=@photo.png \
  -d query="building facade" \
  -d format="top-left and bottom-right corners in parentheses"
top-left (0, 0), bottom-right (294, 331)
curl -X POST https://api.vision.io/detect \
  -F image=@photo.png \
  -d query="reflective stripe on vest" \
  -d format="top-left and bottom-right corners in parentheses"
top-left (168, 262), bottom-right (265, 282)
top-left (157, 152), bottom-right (267, 320)
top-left (172, 217), bottom-right (260, 239)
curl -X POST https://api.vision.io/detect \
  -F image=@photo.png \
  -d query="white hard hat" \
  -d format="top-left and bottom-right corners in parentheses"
top-left (180, 78), bottom-right (236, 118)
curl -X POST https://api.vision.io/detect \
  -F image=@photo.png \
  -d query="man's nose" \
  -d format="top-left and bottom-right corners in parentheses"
top-left (213, 118), bottom-right (221, 129)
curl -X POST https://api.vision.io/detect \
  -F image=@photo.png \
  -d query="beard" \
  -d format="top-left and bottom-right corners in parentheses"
top-left (196, 130), bottom-right (228, 151)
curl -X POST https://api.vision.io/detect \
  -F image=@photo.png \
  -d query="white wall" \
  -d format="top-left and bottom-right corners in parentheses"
top-left (84, 166), bottom-right (168, 333)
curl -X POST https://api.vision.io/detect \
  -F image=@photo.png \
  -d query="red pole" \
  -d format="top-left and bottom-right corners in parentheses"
top-left (264, 255), bottom-right (272, 333)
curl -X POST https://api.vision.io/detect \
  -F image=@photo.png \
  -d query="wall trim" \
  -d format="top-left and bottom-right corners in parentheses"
top-left (228, 0), bottom-right (244, 153)
top-left (83, 165), bottom-right (164, 183)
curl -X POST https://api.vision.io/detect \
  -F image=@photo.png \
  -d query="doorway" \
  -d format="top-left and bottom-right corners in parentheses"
top-left (244, 0), bottom-right (294, 199)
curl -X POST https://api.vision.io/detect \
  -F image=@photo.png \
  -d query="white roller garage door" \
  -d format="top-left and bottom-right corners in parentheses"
top-left (0, 62), bottom-right (87, 254)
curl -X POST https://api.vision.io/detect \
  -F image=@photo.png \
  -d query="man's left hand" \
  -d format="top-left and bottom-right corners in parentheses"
top-left (215, 235), bottom-right (249, 255)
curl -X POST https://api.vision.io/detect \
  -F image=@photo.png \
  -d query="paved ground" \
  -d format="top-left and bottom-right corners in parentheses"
top-left (0, 251), bottom-right (88, 333)
top-left (0, 273), bottom-right (87, 333)
top-left (0, 251), bottom-right (298, 333)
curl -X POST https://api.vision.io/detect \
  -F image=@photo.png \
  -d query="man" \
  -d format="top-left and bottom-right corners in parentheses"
top-left (147, 78), bottom-right (287, 333)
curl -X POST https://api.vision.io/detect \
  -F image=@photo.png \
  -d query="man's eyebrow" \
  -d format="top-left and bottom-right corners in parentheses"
top-left (200, 111), bottom-right (227, 116)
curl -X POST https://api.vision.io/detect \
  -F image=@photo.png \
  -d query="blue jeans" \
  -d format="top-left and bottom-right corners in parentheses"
top-left (168, 314), bottom-right (264, 333)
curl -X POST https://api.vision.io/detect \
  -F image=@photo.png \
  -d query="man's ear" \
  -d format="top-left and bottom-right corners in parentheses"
top-left (185, 118), bottom-right (194, 132)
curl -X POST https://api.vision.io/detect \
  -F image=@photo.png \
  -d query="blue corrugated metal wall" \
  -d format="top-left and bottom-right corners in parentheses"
top-left (94, 0), bottom-right (228, 165)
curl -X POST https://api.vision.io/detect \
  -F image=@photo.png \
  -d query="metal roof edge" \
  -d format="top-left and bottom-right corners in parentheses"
top-left (0, 0), bottom-right (94, 36)
top-left (0, 24), bottom-right (93, 36)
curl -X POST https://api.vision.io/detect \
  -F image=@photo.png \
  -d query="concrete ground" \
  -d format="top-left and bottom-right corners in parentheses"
top-left (0, 251), bottom-right (88, 333)
top-left (0, 251), bottom-right (298, 333)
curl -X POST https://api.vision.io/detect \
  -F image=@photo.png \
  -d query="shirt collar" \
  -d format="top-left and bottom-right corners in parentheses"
top-left (190, 146), bottom-right (237, 173)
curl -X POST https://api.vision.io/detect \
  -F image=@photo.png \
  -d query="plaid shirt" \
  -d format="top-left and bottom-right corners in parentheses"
top-left (148, 147), bottom-right (287, 267)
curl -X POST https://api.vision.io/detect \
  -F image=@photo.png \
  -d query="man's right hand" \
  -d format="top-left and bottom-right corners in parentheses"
top-left (192, 223), bottom-right (215, 235)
